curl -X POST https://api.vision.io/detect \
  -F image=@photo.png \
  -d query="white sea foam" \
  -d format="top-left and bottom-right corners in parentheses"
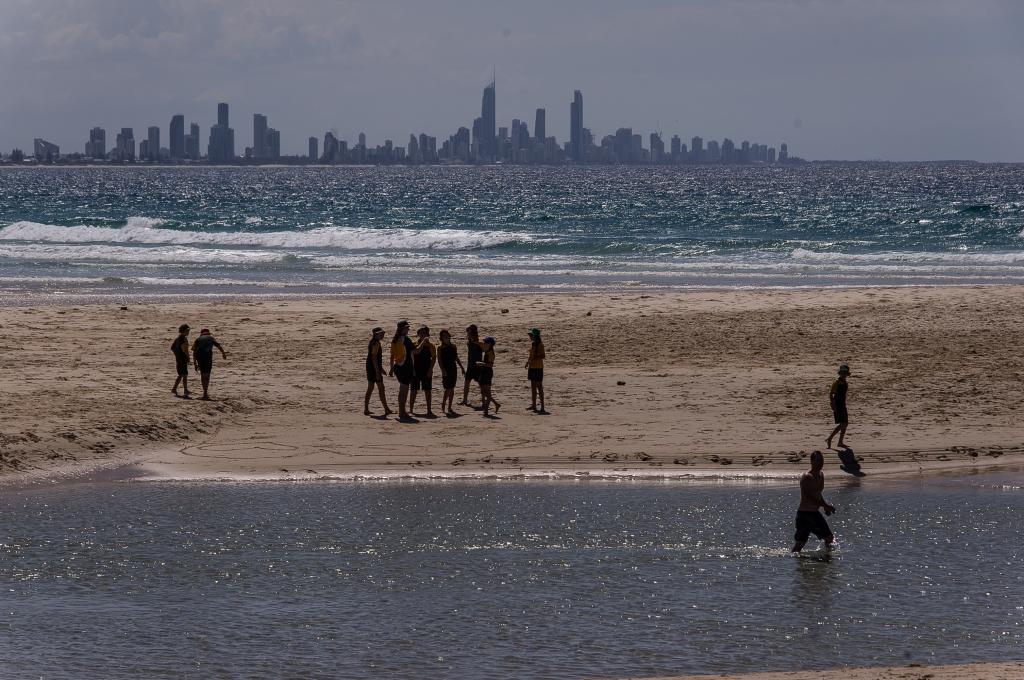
top-left (0, 218), bottom-right (531, 251)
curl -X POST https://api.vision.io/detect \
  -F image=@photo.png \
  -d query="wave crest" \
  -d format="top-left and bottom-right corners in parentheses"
top-left (0, 218), bottom-right (530, 251)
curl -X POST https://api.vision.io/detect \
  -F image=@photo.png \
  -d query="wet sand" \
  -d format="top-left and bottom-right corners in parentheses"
top-left (621, 661), bottom-right (1024, 680)
top-left (2, 286), bottom-right (1023, 481)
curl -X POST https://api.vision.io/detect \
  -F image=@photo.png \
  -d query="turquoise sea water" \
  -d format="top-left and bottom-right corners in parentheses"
top-left (0, 473), bottom-right (1021, 678)
top-left (1, 164), bottom-right (1023, 299)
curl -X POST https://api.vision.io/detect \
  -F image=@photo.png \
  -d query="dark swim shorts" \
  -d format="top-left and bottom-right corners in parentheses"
top-left (833, 407), bottom-right (849, 424)
top-left (527, 368), bottom-right (543, 383)
top-left (794, 510), bottom-right (833, 543)
top-left (465, 366), bottom-right (479, 383)
top-left (176, 358), bottom-right (189, 377)
top-left (442, 372), bottom-right (458, 390)
top-left (366, 365), bottom-right (382, 383)
top-left (196, 357), bottom-right (213, 374)
top-left (477, 366), bottom-right (494, 386)
top-left (394, 365), bottom-right (413, 386)
top-left (412, 373), bottom-right (433, 392)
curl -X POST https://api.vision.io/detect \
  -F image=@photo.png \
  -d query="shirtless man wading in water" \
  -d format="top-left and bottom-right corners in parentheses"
top-left (792, 450), bottom-right (836, 554)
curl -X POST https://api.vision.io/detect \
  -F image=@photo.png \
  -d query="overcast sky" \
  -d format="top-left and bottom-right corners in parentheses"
top-left (1, 0), bottom-right (1022, 161)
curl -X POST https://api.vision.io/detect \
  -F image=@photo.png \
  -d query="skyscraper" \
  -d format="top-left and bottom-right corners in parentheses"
top-left (690, 136), bottom-right (704, 163)
top-left (253, 114), bottom-right (268, 158)
top-left (169, 115), bottom-right (185, 159)
top-left (534, 108), bottom-right (546, 144)
top-left (86, 127), bottom-right (106, 158)
top-left (570, 90), bottom-right (583, 163)
top-left (115, 128), bottom-right (135, 161)
top-left (187, 123), bottom-right (200, 160)
top-left (481, 80), bottom-right (496, 163)
top-left (208, 103), bottom-right (235, 163)
top-left (147, 126), bottom-right (160, 161)
top-left (309, 136), bottom-right (318, 162)
top-left (266, 129), bottom-right (280, 160)
top-left (33, 139), bottom-right (59, 161)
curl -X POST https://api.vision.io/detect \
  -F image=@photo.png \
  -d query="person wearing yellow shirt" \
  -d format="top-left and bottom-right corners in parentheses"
top-left (525, 328), bottom-right (547, 414)
top-left (388, 320), bottom-right (416, 421)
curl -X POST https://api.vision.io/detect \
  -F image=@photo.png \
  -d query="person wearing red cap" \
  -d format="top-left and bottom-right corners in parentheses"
top-left (191, 328), bottom-right (228, 401)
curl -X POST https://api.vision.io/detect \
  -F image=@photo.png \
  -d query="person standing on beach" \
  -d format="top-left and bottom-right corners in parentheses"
top-left (437, 329), bottom-right (464, 417)
top-left (364, 327), bottom-right (392, 417)
top-left (792, 450), bottom-right (836, 553)
top-left (478, 336), bottom-right (501, 417)
top-left (171, 323), bottom-right (192, 398)
top-left (388, 320), bottom-right (416, 420)
top-left (826, 363), bottom-right (851, 449)
top-left (524, 328), bottom-right (547, 414)
top-left (460, 324), bottom-right (484, 408)
top-left (192, 328), bottom-right (228, 401)
top-left (409, 326), bottom-right (437, 418)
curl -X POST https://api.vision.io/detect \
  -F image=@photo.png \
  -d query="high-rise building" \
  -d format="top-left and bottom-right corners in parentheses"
top-left (86, 127), bottom-right (106, 158)
top-left (569, 90), bottom-right (583, 163)
top-left (650, 133), bottom-right (665, 164)
top-left (186, 123), bottom-right (201, 160)
top-left (322, 131), bottom-right (339, 163)
top-left (266, 129), bottom-right (280, 160)
top-left (169, 115), bottom-right (185, 159)
top-left (253, 114), bottom-right (268, 158)
top-left (480, 80), bottom-right (496, 163)
top-left (706, 139), bottom-right (720, 163)
top-left (147, 126), bottom-right (160, 161)
top-left (534, 108), bottom-right (546, 144)
top-left (33, 139), bottom-right (59, 161)
top-left (208, 103), bottom-right (234, 163)
top-left (779, 143), bottom-right (789, 162)
top-left (115, 128), bottom-right (135, 161)
top-left (670, 135), bottom-right (681, 163)
top-left (309, 136), bottom-right (318, 161)
top-left (690, 136), bottom-right (704, 163)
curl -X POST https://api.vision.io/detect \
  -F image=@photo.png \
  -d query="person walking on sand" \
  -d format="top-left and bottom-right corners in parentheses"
top-left (437, 329), bottom-right (464, 417)
top-left (478, 336), bottom-right (501, 417)
top-left (410, 326), bottom-right (437, 418)
top-left (388, 320), bottom-right (416, 421)
top-left (792, 450), bottom-right (836, 554)
top-left (525, 328), bottom-right (547, 414)
top-left (171, 323), bottom-right (192, 399)
top-left (460, 324), bottom-right (484, 408)
top-left (826, 363), bottom-right (851, 449)
top-left (192, 328), bottom-right (228, 401)
top-left (364, 327), bottom-right (392, 417)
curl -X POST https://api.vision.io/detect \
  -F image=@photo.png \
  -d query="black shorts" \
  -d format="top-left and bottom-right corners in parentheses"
top-left (794, 510), bottom-right (833, 543)
top-left (833, 407), bottom-right (848, 424)
top-left (412, 373), bottom-right (433, 391)
top-left (175, 358), bottom-right (189, 377)
top-left (465, 366), bottom-right (479, 383)
top-left (442, 372), bottom-right (458, 390)
top-left (394, 365), bottom-right (413, 386)
top-left (196, 357), bottom-right (213, 374)
top-left (528, 368), bottom-right (543, 383)
top-left (366, 365), bottom-right (383, 383)
top-left (478, 366), bottom-right (494, 386)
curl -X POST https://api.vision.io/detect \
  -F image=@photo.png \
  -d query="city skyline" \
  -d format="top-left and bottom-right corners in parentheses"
top-left (0, 2), bottom-right (1022, 161)
top-left (15, 81), bottom-right (799, 167)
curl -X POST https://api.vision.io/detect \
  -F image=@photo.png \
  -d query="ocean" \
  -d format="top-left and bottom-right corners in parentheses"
top-left (1, 164), bottom-right (1023, 300)
top-left (0, 472), bottom-right (1020, 678)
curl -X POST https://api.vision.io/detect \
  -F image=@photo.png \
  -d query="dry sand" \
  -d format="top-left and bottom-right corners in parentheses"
top-left (2, 286), bottom-right (1023, 482)
top-left (619, 661), bottom-right (1024, 680)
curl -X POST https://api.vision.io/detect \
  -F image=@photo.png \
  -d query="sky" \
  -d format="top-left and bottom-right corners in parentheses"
top-left (1, 0), bottom-right (1023, 161)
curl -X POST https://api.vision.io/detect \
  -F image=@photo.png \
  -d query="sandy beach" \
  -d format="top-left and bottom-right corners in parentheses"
top-left (622, 661), bottom-right (1024, 680)
top-left (2, 285), bottom-right (1022, 482)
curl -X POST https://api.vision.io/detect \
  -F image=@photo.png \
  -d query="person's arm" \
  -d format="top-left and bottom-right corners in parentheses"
top-left (192, 340), bottom-right (200, 369)
top-left (801, 475), bottom-right (835, 513)
top-left (388, 345), bottom-right (395, 376)
top-left (829, 381), bottom-right (837, 410)
top-left (456, 356), bottom-right (464, 374)
top-left (212, 339), bottom-right (228, 359)
top-left (429, 346), bottom-right (436, 371)
top-left (525, 346), bottom-right (532, 369)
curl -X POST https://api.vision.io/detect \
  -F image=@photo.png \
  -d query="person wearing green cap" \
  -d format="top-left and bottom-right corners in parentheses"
top-left (525, 328), bottom-right (547, 414)
top-left (826, 363), bottom-right (851, 449)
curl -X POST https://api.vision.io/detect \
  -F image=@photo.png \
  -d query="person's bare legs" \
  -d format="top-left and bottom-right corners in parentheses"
top-left (535, 381), bottom-right (545, 414)
top-left (397, 384), bottom-right (410, 419)
top-left (173, 375), bottom-right (183, 395)
top-left (364, 382), bottom-right (374, 415)
top-left (460, 377), bottom-right (472, 406)
top-left (200, 372), bottom-right (211, 400)
top-left (425, 390), bottom-right (434, 416)
top-left (826, 423), bottom-right (848, 449)
top-left (376, 382), bottom-right (392, 415)
top-left (481, 385), bottom-right (491, 415)
top-left (529, 382), bottom-right (537, 411)
top-left (409, 389), bottom-right (418, 414)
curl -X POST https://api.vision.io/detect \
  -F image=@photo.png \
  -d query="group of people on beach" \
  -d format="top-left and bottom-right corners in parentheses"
top-left (170, 324), bottom-right (228, 401)
top-left (365, 321), bottom-right (547, 421)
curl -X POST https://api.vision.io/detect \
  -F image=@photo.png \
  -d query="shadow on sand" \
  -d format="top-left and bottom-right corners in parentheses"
top-left (836, 447), bottom-right (865, 477)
